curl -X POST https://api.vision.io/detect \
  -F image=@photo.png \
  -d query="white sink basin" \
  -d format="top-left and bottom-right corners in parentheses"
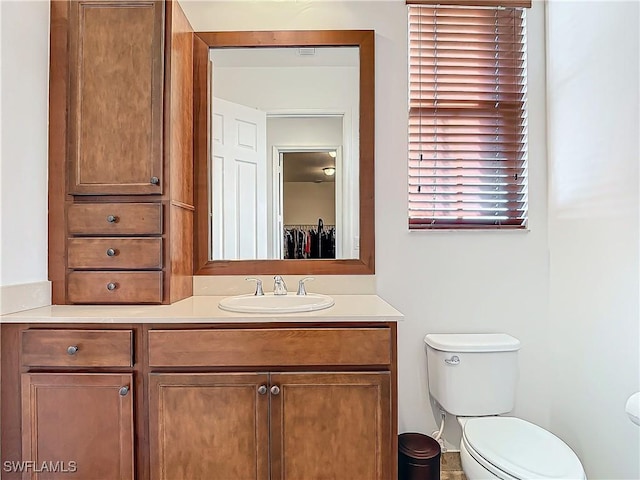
top-left (218, 293), bottom-right (335, 314)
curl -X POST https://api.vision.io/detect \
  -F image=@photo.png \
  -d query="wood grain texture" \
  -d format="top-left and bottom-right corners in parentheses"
top-left (1, 325), bottom-right (21, 480)
top-left (390, 323), bottom-right (399, 479)
top-left (192, 34), bottom-right (210, 275)
top-left (148, 328), bottom-right (391, 367)
top-left (193, 30), bottom-right (375, 276)
top-left (161, 1), bottom-right (194, 304)
top-left (68, 237), bottom-right (162, 269)
top-left (359, 31), bottom-right (376, 274)
top-left (168, 204), bottom-right (193, 303)
top-left (48, 0), bottom-right (70, 305)
top-left (166, 1), bottom-right (193, 206)
top-left (21, 373), bottom-right (134, 480)
top-left (3, 322), bottom-right (397, 480)
top-left (67, 203), bottom-right (162, 235)
top-left (270, 372), bottom-right (391, 480)
top-left (68, 271), bottom-right (162, 304)
top-left (149, 373), bottom-right (269, 480)
top-left (68, 0), bottom-right (164, 195)
top-left (21, 329), bottom-right (133, 368)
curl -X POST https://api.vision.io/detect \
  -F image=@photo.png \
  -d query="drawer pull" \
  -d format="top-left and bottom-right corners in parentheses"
top-left (270, 385), bottom-right (280, 396)
top-left (257, 385), bottom-right (267, 395)
top-left (106, 282), bottom-right (118, 291)
top-left (106, 248), bottom-right (117, 257)
top-left (150, 176), bottom-right (160, 185)
top-left (106, 215), bottom-right (118, 223)
top-left (67, 345), bottom-right (79, 355)
top-left (119, 386), bottom-right (130, 397)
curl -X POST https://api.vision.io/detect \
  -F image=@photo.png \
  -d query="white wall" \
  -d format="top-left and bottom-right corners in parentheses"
top-left (546, 1), bottom-right (640, 478)
top-left (182, 0), bottom-right (552, 452)
top-left (0, 1), bottom-right (49, 287)
top-left (211, 65), bottom-right (359, 114)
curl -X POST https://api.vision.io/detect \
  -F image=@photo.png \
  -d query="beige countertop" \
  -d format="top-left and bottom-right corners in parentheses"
top-left (0, 295), bottom-right (403, 324)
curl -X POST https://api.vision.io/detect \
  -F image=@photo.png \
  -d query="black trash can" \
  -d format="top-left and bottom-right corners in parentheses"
top-left (398, 432), bottom-right (441, 480)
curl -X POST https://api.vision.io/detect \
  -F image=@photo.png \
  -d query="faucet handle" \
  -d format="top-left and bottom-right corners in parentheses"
top-left (273, 275), bottom-right (287, 295)
top-left (297, 277), bottom-right (315, 296)
top-left (245, 277), bottom-right (264, 296)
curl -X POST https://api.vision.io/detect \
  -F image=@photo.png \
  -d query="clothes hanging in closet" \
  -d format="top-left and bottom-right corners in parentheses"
top-left (283, 220), bottom-right (335, 260)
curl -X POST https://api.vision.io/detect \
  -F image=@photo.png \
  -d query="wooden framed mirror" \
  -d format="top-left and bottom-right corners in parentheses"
top-left (193, 30), bottom-right (374, 275)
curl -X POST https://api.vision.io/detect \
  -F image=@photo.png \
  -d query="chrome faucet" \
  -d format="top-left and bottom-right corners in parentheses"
top-left (245, 277), bottom-right (264, 296)
top-left (297, 277), bottom-right (315, 296)
top-left (273, 275), bottom-right (287, 295)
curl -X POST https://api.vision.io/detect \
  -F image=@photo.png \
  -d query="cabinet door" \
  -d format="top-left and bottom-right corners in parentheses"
top-left (68, 0), bottom-right (164, 195)
top-left (21, 373), bottom-right (134, 480)
top-left (270, 372), bottom-right (391, 480)
top-left (149, 373), bottom-right (269, 480)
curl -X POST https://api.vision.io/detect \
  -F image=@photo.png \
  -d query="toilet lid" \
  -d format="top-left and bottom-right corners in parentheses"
top-left (463, 417), bottom-right (585, 479)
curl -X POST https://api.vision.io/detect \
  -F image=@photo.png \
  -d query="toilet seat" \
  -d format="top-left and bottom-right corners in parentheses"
top-left (462, 417), bottom-right (586, 479)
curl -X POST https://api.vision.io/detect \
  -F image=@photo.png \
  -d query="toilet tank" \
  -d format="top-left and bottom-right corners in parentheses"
top-left (424, 333), bottom-right (520, 416)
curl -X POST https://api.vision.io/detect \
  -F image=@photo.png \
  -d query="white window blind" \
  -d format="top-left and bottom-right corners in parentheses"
top-left (408, 5), bottom-right (528, 229)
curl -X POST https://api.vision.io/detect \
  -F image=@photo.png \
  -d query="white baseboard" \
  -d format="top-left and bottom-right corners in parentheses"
top-left (0, 281), bottom-right (51, 315)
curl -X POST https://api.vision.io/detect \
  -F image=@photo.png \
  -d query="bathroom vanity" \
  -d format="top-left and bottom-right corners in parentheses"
top-left (30, 1), bottom-right (392, 477)
top-left (0, 295), bottom-right (401, 480)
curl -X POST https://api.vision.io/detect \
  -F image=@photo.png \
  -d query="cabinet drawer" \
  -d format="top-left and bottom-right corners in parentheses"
top-left (68, 203), bottom-right (162, 235)
top-left (68, 238), bottom-right (162, 269)
top-left (21, 329), bottom-right (133, 367)
top-left (148, 328), bottom-right (391, 367)
top-left (68, 271), bottom-right (163, 304)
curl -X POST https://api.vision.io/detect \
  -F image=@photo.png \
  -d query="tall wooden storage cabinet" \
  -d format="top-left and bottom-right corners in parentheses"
top-left (49, 0), bottom-right (194, 304)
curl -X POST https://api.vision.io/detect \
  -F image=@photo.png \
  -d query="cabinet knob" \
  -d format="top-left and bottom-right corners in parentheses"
top-left (67, 345), bottom-right (79, 355)
top-left (119, 386), bottom-right (129, 397)
top-left (150, 176), bottom-right (160, 185)
top-left (270, 385), bottom-right (280, 396)
top-left (106, 282), bottom-right (117, 291)
top-left (106, 248), bottom-right (117, 257)
top-left (257, 385), bottom-right (267, 395)
top-left (106, 215), bottom-right (118, 223)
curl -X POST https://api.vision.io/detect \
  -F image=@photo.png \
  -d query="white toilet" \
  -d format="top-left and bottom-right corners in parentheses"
top-left (424, 333), bottom-right (586, 480)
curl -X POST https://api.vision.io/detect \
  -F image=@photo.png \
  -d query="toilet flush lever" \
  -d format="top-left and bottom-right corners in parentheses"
top-left (445, 355), bottom-right (460, 366)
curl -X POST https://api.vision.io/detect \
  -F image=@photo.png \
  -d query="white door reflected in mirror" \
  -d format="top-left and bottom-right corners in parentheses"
top-left (209, 46), bottom-right (360, 261)
top-left (211, 97), bottom-right (267, 260)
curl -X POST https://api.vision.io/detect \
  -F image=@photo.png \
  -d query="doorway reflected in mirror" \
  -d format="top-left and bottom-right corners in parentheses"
top-left (282, 151), bottom-right (336, 260)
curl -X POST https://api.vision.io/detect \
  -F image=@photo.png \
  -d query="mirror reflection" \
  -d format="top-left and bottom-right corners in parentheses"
top-left (209, 47), bottom-right (360, 261)
top-left (282, 150), bottom-right (336, 260)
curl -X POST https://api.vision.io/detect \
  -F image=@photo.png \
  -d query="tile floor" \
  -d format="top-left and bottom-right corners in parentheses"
top-left (441, 451), bottom-right (467, 480)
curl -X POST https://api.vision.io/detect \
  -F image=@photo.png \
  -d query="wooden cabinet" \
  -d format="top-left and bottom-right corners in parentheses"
top-left (270, 372), bottom-right (391, 480)
top-left (147, 327), bottom-right (392, 367)
top-left (21, 329), bottom-right (133, 367)
top-left (65, 203), bottom-right (164, 303)
top-left (49, 0), bottom-right (194, 305)
top-left (149, 371), bottom-right (390, 480)
top-left (2, 322), bottom-right (397, 480)
top-left (68, 0), bottom-right (164, 196)
top-left (148, 326), bottom-right (395, 480)
top-left (67, 238), bottom-right (163, 270)
top-left (13, 327), bottom-right (136, 479)
top-left (67, 203), bottom-right (163, 236)
top-left (149, 373), bottom-right (270, 480)
top-left (22, 373), bottom-right (134, 480)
